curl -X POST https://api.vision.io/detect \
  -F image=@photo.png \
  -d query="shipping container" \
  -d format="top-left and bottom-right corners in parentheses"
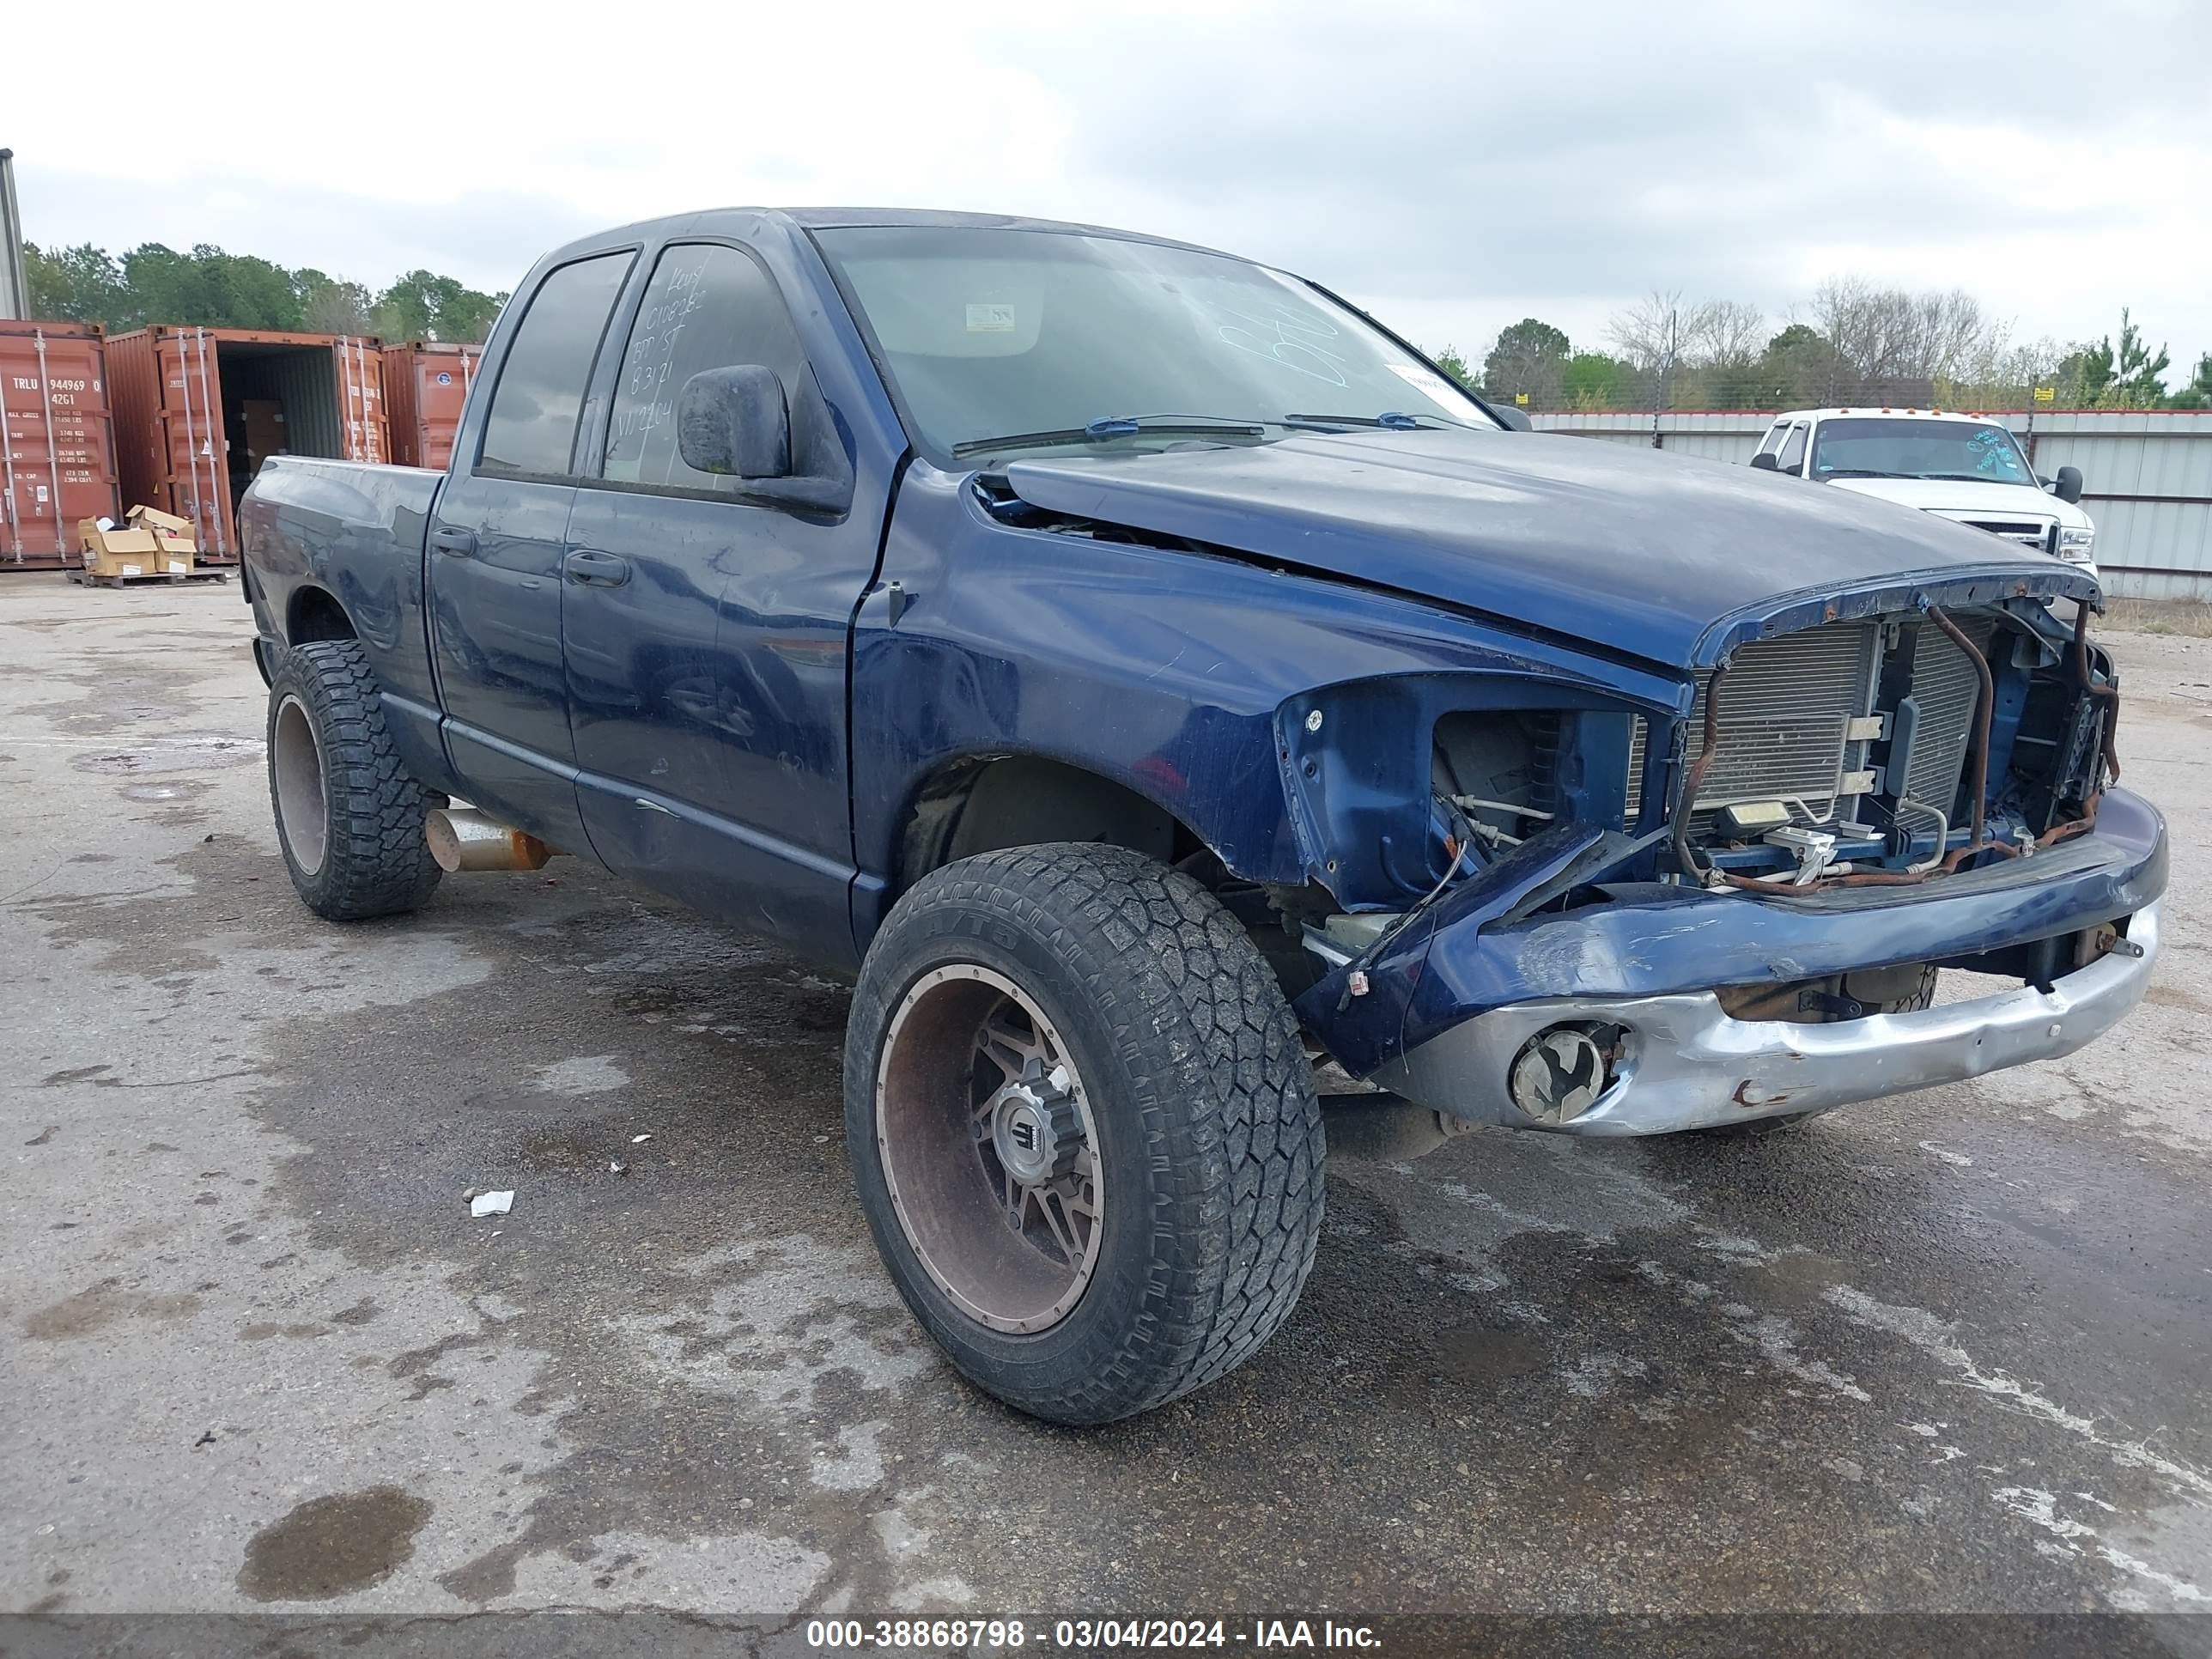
top-left (106, 325), bottom-right (388, 562)
top-left (381, 340), bottom-right (483, 471)
top-left (0, 320), bottom-right (120, 569)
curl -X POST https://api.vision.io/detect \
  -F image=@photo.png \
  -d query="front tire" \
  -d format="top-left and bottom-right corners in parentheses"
top-left (845, 844), bottom-right (1325, 1425)
top-left (266, 640), bottom-right (444, 921)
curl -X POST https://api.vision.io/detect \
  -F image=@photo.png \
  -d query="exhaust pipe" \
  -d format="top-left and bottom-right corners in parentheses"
top-left (426, 807), bottom-right (558, 873)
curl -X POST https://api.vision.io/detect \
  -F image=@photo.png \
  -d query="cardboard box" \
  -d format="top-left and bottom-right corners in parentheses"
top-left (121, 503), bottom-right (198, 568)
top-left (76, 519), bottom-right (194, 580)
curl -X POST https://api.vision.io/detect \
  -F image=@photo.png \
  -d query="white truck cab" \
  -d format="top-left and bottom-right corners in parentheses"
top-left (1750, 409), bottom-right (2097, 584)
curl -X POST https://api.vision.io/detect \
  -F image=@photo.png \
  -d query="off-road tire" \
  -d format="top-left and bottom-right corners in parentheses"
top-left (266, 640), bottom-right (445, 921)
top-left (1690, 964), bottom-right (1939, 1137)
top-left (845, 843), bottom-right (1325, 1424)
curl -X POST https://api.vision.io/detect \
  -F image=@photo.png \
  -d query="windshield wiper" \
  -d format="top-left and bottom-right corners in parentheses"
top-left (1815, 467), bottom-right (1892, 478)
top-left (1918, 472), bottom-right (2016, 483)
top-left (950, 415), bottom-right (1268, 458)
top-left (1285, 410), bottom-right (1474, 431)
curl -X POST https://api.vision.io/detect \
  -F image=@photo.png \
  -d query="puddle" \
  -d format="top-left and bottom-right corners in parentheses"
top-left (236, 1486), bottom-right (434, 1601)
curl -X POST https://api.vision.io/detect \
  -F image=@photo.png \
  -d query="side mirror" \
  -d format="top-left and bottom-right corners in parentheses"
top-left (1749, 452), bottom-right (1782, 471)
top-left (2051, 465), bottom-right (2084, 504)
top-left (678, 365), bottom-right (791, 480)
top-left (1491, 404), bottom-right (1533, 432)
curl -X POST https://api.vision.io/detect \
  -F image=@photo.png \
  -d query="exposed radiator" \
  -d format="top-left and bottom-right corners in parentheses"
top-left (1898, 615), bottom-right (1994, 824)
top-left (1626, 621), bottom-right (1881, 830)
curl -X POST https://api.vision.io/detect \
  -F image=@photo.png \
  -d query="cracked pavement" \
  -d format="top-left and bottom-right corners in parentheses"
top-left (3, 575), bottom-right (2207, 1625)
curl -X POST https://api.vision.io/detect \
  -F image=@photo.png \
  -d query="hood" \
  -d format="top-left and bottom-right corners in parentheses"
top-left (1001, 430), bottom-right (2094, 671)
top-left (1824, 473), bottom-right (2094, 529)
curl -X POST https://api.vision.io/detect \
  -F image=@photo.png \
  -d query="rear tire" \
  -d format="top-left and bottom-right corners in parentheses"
top-left (266, 640), bottom-right (444, 921)
top-left (845, 843), bottom-right (1325, 1425)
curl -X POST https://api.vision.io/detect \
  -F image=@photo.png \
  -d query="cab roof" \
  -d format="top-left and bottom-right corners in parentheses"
top-left (1771, 408), bottom-right (2011, 426)
top-left (544, 206), bottom-right (1244, 267)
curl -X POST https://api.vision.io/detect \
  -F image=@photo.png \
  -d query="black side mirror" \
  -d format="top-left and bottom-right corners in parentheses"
top-left (679, 365), bottom-right (791, 479)
top-left (1749, 452), bottom-right (1782, 472)
top-left (2051, 465), bottom-right (2084, 504)
top-left (1491, 404), bottom-right (1533, 432)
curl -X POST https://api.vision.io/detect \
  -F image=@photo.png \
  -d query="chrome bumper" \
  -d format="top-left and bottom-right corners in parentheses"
top-left (1370, 902), bottom-right (2160, 1136)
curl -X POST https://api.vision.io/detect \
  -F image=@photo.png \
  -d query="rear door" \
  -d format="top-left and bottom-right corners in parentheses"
top-left (427, 250), bottom-right (633, 848)
top-left (560, 238), bottom-right (875, 947)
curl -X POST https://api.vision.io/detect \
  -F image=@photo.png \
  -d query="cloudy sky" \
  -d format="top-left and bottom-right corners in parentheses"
top-left (13, 0), bottom-right (2212, 374)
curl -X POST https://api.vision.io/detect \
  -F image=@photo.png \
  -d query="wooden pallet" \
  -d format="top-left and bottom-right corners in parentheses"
top-left (68, 568), bottom-right (229, 589)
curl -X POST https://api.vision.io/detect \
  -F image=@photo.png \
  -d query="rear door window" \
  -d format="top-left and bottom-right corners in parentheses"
top-left (599, 242), bottom-right (807, 494)
top-left (478, 252), bottom-right (634, 477)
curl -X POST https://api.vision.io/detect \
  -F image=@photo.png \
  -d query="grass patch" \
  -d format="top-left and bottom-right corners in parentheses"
top-left (2102, 598), bottom-right (2212, 637)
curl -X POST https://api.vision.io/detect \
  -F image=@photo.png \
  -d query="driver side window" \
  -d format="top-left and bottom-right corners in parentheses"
top-left (1776, 422), bottom-right (1809, 474)
top-left (600, 242), bottom-right (805, 493)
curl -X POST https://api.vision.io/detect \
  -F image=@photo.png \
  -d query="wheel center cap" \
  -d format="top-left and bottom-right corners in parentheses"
top-left (992, 1084), bottom-right (1079, 1185)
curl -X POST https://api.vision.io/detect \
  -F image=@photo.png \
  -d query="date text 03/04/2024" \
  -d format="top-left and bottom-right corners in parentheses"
top-left (802, 1618), bottom-right (1383, 1650)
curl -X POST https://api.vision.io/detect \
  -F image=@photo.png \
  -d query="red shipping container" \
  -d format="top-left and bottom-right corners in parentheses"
top-left (0, 320), bottom-right (120, 569)
top-left (382, 341), bottom-right (483, 471)
top-left (106, 325), bottom-right (388, 562)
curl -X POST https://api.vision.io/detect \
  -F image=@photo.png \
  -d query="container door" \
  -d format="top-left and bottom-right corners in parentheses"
top-left (422, 350), bottom-right (478, 471)
top-left (153, 328), bottom-right (234, 559)
top-left (428, 251), bottom-right (635, 852)
top-left (333, 337), bottom-right (388, 465)
top-left (0, 329), bottom-right (118, 565)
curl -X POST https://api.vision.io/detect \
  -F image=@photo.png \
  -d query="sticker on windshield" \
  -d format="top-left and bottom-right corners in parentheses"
top-left (1388, 362), bottom-right (1474, 411)
top-left (966, 303), bottom-right (1016, 333)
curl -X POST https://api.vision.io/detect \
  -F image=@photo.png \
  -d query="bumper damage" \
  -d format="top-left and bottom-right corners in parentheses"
top-left (1296, 787), bottom-right (2167, 1136)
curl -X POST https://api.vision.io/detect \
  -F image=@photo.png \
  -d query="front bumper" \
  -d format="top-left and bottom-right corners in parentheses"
top-left (1297, 787), bottom-right (2167, 1136)
top-left (1370, 902), bottom-right (2158, 1134)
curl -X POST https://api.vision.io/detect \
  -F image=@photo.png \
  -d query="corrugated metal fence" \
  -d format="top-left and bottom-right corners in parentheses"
top-left (1530, 410), bottom-right (2212, 601)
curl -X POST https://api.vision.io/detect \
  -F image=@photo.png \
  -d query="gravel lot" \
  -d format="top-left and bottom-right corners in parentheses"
top-left (3, 574), bottom-right (2208, 1627)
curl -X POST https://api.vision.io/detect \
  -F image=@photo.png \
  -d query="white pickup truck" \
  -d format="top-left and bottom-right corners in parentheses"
top-left (1750, 409), bottom-right (2098, 585)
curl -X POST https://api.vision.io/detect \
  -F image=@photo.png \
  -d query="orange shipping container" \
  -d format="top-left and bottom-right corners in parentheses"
top-left (382, 341), bottom-right (483, 471)
top-left (106, 325), bottom-right (389, 562)
top-left (1, 320), bottom-right (120, 569)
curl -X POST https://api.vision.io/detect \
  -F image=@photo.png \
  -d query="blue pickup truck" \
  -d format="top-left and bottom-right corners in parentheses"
top-left (240, 208), bottom-right (2162, 1424)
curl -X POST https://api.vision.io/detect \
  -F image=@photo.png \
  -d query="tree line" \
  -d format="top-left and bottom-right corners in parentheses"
top-left (20, 240), bottom-right (506, 344)
top-left (1434, 279), bottom-right (2212, 413)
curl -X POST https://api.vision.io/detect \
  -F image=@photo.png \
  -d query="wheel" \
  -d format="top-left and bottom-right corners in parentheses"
top-left (266, 640), bottom-right (445, 921)
top-left (1688, 964), bottom-right (1939, 1137)
top-left (846, 843), bottom-right (1325, 1425)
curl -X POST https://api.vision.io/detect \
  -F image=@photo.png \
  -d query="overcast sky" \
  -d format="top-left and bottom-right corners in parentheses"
top-left (13, 0), bottom-right (2211, 374)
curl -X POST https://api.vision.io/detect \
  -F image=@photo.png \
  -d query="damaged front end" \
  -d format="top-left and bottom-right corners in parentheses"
top-left (1291, 592), bottom-right (2166, 1134)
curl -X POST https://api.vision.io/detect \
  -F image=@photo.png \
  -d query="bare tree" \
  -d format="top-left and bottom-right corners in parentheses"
top-left (1684, 299), bottom-right (1766, 371)
top-left (1806, 276), bottom-right (1996, 384)
top-left (1606, 289), bottom-right (1688, 374)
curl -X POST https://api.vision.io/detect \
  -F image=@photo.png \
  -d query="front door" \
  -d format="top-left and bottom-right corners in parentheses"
top-left (428, 249), bottom-right (634, 848)
top-left (560, 239), bottom-right (875, 949)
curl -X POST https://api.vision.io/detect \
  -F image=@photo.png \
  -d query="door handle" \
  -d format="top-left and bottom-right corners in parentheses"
top-left (563, 549), bottom-right (631, 586)
top-left (429, 526), bottom-right (477, 556)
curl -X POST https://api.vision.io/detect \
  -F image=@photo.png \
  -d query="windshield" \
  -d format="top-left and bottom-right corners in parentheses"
top-left (812, 225), bottom-right (1498, 462)
top-left (1809, 417), bottom-right (2035, 485)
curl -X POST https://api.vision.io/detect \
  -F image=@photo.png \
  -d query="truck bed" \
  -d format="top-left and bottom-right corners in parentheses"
top-left (239, 455), bottom-right (454, 795)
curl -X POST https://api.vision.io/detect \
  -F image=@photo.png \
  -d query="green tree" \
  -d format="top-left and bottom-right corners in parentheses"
top-left (1430, 344), bottom-right (1475, 386)
top-left (1560, 350), bottom-right (1633, 409)
top-left (1481, 318), bottom-right (1571, 408)
top-left (373, 269), bottom-right (505, 343)
top-left (1753, 323), bottom-right (1847, 408)
top-left (294, 268), bottom-right (374, 333)
top-left (17, 238), bottom-right (501, 343)
top-left (2064, 309), bottom-right (2171, 407)
top-left (2170, 352), bottom-right (2212, 410)
top-left (22, 242), bottom-right (125, 324)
